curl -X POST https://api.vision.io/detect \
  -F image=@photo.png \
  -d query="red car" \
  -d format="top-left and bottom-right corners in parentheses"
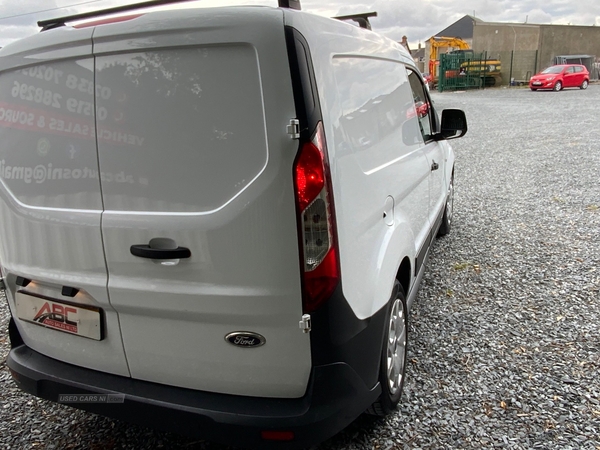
top-left (529, 64), bottom-right (590, 91)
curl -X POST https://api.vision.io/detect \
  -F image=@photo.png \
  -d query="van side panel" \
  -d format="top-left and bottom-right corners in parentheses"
top-left (329, 56), bottom-right (430, 318)
top-left (284, 12), bottom-right (430, 320)
top-left (0, 29), bottom-right (130, 376)
top-left (93, 9), bottom-right (311, 398)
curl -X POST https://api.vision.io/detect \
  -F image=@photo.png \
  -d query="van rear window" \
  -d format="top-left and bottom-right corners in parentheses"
top-left (95, 45), bottom-right (267, 213)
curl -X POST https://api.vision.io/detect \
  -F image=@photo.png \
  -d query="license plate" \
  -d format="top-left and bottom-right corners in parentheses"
top-left (16, 291), bottom-right (102, 340)
top-left (532, 81), bottom-right (542, 85)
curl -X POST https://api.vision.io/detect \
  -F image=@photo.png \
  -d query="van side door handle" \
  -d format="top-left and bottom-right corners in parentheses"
top-left (130, 245), bottom-right (191, 260)
top-left (431, 160), bottom-right (439, 171)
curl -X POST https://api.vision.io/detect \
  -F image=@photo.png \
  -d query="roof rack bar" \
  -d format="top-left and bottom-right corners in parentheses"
top-left (333, 12), bottom-right (377, 30)
top-left (278, 0), bottom-right (301, 9)
top-left (38, 0), bottom-right (199, 31)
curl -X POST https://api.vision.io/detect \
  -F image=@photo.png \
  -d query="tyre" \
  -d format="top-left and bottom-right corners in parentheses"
top-left (581, 80), bottom-right (589, 90)
top-left (553, 81), bottom-right (562, 91)
top-left (437, 172), bottom-right (454, 237)
top-left (367, 282), bottom-right (408, 416)
top-left (483, 76), bottom-right (496, 87)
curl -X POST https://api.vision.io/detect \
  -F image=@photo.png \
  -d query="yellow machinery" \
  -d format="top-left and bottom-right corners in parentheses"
top-left (428, 36), bottom-right (502, 87)
top-left (428, 36), bottom-right (470, 80)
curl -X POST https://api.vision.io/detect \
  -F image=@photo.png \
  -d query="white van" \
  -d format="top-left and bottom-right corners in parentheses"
top-left (0, 1), bottom-right (466, 447)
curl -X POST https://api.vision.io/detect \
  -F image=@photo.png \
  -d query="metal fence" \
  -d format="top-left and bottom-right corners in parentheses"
top-left (498, 50), bottom-right (539, 86)
top-left (438, 52), bottom-right (502, 92)
top-left (440, 50), bottom-right (599, 89)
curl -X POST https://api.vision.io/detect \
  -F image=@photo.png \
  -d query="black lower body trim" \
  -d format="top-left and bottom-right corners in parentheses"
top-left (310, 283), bottom-right (389, 390)
top-left (415, 201), bottom-right (446, 276)
top-left (7, 344), bottom-right (379, 449)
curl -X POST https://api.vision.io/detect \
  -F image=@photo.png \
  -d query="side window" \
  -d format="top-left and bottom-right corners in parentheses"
top-left (566, 67), bottom-right (575, 74)
top-left (332, 56), bottom-right (418, 151)
top-left (574, 66), bottom-right (583, 73)
top-left (407, 69), bottom-right (433, 141)
top-left (331, 56), bottom-right (424, 172)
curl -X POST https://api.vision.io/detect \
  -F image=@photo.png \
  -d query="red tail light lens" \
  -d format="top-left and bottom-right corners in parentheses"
top-left (295, 142), bottom-right (325, 212)
top-left (303, 246), bottom-right (338, 313)
top-left (293, 122), bottom-right (339, 313)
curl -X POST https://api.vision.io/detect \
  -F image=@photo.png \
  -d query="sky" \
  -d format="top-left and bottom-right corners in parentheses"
top-left (1, 0), bottom-right (600, 49)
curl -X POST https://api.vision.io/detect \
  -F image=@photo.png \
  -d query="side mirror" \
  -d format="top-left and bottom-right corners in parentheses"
top-left (435, 109), bottom-right (467, 140)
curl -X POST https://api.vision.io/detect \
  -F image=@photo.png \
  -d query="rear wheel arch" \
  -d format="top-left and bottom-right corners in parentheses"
top-left (395, 257), bottom-right (411, 298)
top-left (366, 280), bottom-right (408, 416)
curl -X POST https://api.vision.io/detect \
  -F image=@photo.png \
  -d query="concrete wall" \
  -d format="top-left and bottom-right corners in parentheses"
top-left (538, 25), bottom-right (600, 69)
top-left (496, 50), bottom-right (539, 83)
top-left (473, 23), bottom-right (540, 56)
top-left (473, 23), bottom-right (600, 83)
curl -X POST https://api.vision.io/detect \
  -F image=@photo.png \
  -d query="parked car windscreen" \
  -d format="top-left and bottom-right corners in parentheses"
top-left (542, 66), bottom-right (564, 74)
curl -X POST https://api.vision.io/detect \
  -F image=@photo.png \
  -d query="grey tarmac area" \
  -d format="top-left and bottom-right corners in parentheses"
top-left (1, 84), bottom-right (599, 450)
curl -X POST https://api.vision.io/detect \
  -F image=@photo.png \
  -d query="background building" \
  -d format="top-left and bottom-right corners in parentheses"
top-left (425, 15), bottom-right (600, 84)
top-left (473, 22), bottom-right (600, 82)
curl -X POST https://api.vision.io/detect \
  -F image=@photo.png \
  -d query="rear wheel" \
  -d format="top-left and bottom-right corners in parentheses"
top-left (581, 80), bottom-right (589, 90)
top-left (553, 81), bottom-right (562, 91)
top-left (367, 282), bottom-right (407, 416)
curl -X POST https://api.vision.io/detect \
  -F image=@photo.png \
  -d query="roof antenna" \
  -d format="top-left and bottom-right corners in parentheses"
top-left (278, 0), bottom-right (301, 10)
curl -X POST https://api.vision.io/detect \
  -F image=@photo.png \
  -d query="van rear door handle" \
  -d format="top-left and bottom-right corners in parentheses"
top-left (130, 245), bottom-right (191, 260)
top-left (431, 160), bottom-right (439, 171)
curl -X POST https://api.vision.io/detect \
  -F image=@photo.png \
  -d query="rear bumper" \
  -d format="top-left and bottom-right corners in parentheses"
top-left (7, 342), bottom-right (380, 449)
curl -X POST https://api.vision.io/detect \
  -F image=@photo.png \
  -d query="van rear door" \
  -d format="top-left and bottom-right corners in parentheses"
top-left (0, 28), bottom-right (129, 376)
top-left (93, 8), bottom-right (311, 398)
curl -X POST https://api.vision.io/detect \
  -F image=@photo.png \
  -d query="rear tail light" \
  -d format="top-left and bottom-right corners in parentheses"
top-left (294, 122), bottom-right (339, 313)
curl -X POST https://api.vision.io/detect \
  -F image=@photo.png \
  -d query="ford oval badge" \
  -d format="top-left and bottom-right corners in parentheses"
top-left (225, 332), bottom-right (266, 348)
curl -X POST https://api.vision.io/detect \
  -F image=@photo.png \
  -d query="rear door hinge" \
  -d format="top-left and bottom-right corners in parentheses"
top-left (287, 119), bottom-right (300, 139)
top-left (299, 314), bottom-right (311, 333)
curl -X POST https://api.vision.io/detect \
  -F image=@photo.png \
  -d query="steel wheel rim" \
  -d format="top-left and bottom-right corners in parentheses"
top-left (386, 298), bottom-right (406, 395)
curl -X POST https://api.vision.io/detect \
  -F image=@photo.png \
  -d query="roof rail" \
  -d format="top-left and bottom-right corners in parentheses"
top-left (39, 0), bottom-right (302, 31)
top-left (333, 12), bottom-right (377, 30)
top-left (38, 0), bottom-right (200, 31)
top-left (278, 0), bottom-right (301, 9)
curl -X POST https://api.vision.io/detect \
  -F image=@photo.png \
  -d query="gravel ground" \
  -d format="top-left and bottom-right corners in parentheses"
top-left (1, 85), bottom-right (600, 449)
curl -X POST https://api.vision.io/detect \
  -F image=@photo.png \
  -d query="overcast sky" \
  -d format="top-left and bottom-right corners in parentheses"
top-left (1, 0), bottom-right (600, 48)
